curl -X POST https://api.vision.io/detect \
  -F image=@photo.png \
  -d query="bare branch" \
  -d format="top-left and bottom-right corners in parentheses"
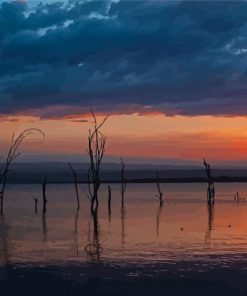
top-left (0, 128), bottom-right (45, 214)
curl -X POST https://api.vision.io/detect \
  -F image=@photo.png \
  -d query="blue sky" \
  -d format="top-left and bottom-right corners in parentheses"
top-left (1, 0), bottom-right (247, 118)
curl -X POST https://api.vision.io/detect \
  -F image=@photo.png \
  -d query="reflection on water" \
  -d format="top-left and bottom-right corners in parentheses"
top-left (1, 183), bottom-right (247, 267)
top-left (42, 213), bottom-right (47, 241)
top-left (121, 204), bottom-right (126, 246)
top-left (0, 215), bottom-right (9, 266)
top-left (73, 209), bottom-right (79, 256)
top-left (156, 205), bottom-right (163, 237)
top-left (85, 210), bottom-right (103, 261)
top-left (205, 204), bottom-right (214, 243)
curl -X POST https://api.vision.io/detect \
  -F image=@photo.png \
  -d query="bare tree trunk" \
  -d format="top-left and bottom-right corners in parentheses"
top-left (1, 195), bottom-right (3, 215)
top-left (94, 183), bottom-right (99, 212)
top-left (0, 172), bottom-right (7, 215)
top-left (42, 176), bottom-right (47, 214)
top-left (68, 163), bottom-right (80, 210)
top-left (0, 194), bottom-right (3, 215)
top-left (155, 172), bottom-right (163, 206)
top-left (120, 158), bottom-right (127, 206)
top-left (203, 159), bottom-right (215, 205)
top-left (108, 185), bottom-right (112, 216)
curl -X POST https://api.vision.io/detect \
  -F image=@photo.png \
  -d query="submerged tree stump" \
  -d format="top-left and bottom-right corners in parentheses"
top-left (108, 185), bottom-right (112, 215)
top-left (42, 176), bottom-right (47, 214)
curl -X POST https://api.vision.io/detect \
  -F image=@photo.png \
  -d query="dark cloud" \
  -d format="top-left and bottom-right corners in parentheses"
top-left (1, 0), bottom-right (247, 117)
top-left (69, 119), bottom-right (88, 122)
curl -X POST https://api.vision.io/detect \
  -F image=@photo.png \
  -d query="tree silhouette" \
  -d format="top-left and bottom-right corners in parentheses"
top-left (68, 163), bottom-right (80, 210)
top-left (120, 158), bottom-right (127, 206)
top-left (108, 184), bottom-right (112, 217)
top-left (87, 109), bottom-right (109, 214)
top-left (42, 176), bottom-right (47, 214)
top-left (155, 172), bottom-right (164, 207)
top-left (203, 159), bottom-right (215, 205)
top-left (0, 128), bottom-right (45, 215)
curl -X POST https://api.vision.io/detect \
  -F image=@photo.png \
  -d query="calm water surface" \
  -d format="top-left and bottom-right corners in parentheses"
top-left (1, 183), bottom-right (247, 267)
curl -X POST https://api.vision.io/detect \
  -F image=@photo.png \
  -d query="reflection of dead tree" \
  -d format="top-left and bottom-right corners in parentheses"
top-left (73, 209), bottom-right (79, 256)
top-left (33, 195), bottom-right (38, 214)
top-left (42, 213), bottom-right (47, 241)
top-left (0, 215), bottom-right (9, 267)
top-left (156, 205), bottom-right (163, 237)
top-left (205, 203), bottom-right (214, 243)
top-left (207, 204), bottom-right (214, 231)
top-left (203, 159), bottom-right (215, 205)
top-left (0, 129), bottom-right (45, 215)
top-left (108, 185), bottom-right (112, 219)
top-left (155, 172), bottom-right (163, 207)
top-left (42, 176), bottom-right (47, 214)
top-left (121, 204), bottom-right (126, 245)
top-left (84, 211), bottom-right (103, 261)
top-left (68, 163), bottom-right (80, 210)
top-left (87, 110), bottom-right (108, 214)
top-left (120, 158), bottom-right (127, 206)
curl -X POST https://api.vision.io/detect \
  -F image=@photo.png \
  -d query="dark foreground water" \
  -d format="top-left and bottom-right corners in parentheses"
top-left (1, 183), bottom-right (247, 295)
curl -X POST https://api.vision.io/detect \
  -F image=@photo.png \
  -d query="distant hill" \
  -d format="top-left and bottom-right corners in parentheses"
top-left (1, 162), bottom-right (247, 183)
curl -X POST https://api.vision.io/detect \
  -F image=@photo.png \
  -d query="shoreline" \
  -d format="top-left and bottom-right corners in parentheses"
top-left (5, 178), bottom-right (247, 184)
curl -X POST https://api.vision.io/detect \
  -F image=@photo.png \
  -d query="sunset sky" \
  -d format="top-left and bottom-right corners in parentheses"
top-left (1, 0), bottom-right (247, 165)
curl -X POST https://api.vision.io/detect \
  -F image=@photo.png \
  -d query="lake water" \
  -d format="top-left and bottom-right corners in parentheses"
top-left (1, 183), bottom-right (247, 268)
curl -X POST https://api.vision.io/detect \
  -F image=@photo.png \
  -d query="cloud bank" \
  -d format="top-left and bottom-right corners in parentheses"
top-left (1, 0), bottom-right (247, 117)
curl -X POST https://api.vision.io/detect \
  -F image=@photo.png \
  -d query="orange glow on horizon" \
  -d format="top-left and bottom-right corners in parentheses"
top-left (1, 113), bottom-right (247, 162)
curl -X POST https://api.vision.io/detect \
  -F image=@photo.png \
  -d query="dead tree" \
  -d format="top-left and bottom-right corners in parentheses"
top-left (68, 163), bottom-right (80, 210)
top-left (42, 176), bottom-right (47, 214)
top-left (203, 159), bottom-right (215, 205)
top-left (108, 185), bottom-right (112, 216)
top-left (120, 158), bottom-right (127, 206)
top-left (87, 109), bottom-right (108, 214)
top-left (155, 172), bottom-right (163, 207)
top-left (0, 129), bottom-right (45, 215)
